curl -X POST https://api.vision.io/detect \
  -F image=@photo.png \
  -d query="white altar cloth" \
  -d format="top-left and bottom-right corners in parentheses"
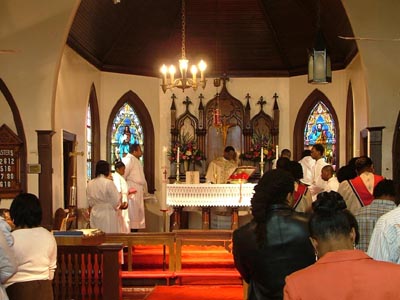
top-left (166, 183), bottom-right (256, 207)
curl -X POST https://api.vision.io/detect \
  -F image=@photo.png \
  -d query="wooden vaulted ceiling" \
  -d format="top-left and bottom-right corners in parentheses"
top-left (67, 0), bottom-right (357, 78)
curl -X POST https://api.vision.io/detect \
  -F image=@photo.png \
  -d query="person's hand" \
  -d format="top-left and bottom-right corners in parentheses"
top-left (119, 202), bottom-right (128, 210)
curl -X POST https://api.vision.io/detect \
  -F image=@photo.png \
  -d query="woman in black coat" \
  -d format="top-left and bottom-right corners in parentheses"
top-left (233, 169), bottom-right (315, 300)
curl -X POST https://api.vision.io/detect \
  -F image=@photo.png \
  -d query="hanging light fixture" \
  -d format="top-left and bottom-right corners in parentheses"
top-left (308, 0), bottom-right (331, 84)
top-left (160, 0), bottom-right (207, 93)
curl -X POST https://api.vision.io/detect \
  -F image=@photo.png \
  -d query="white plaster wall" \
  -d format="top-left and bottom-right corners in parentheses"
top-left (343, 0), bottom-right (400, 178)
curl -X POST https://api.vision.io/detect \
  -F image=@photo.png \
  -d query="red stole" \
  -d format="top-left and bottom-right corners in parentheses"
top-left (348, 174), bottom-right (384, 206)
top-left (293, 183), bottom-right (308, 208)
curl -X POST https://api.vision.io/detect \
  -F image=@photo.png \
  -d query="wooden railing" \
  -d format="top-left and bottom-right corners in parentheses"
top-left (54, 235), bottom-right (122, 300)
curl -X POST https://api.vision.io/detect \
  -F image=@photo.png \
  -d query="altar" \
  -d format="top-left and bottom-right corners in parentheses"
top-left (166, 183), bottom-right (256, 230)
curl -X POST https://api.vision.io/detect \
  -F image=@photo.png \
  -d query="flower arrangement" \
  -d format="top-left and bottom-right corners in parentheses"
top-left (239, 131), bottom-right (276, 162)
top-left (168, 132), bottom-right (206, 164)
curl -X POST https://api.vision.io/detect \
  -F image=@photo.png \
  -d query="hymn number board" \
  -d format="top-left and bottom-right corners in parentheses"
top-left (0, 124), bottom-right (22, 198)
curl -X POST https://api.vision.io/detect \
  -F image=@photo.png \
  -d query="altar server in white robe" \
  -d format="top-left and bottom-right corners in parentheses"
top-left (122, 143), bottom-right (148, 231)
top-left (87, 160), bottom-right (121, 233)
top-left (113, 161), bottom-right (131, 233)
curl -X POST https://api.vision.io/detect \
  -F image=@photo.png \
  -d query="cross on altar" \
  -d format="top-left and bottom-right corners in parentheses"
top-left (257, 96), bottom-right (267, 111)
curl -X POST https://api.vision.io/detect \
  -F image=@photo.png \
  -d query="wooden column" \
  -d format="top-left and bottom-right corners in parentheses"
top-left (36, 130), bottom-right (55, 229)
top-left (360, 126), bottom-right (385, 174)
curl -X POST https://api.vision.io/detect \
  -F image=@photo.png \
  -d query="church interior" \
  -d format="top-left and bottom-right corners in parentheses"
top-left (1, 0), bottom-right (400, 298)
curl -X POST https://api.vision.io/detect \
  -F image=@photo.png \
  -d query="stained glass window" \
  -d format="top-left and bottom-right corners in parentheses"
top-left (111, 102), bottom-right (144, 163)
top-left (304, 101), bottom-right (337, 166)
top-left (86, 103), bottom-right (92, 180)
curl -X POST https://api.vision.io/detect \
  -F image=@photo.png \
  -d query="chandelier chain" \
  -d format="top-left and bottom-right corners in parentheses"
top-left (181, 0), bottom-right (186, 59)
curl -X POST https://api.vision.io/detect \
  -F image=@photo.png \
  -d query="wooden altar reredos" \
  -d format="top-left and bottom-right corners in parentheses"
top-left (170, 76), bottom-right (280, 175)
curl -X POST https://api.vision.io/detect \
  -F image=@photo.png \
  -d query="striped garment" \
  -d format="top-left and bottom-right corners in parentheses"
top-left (367, 205), bottom-right (400, 263)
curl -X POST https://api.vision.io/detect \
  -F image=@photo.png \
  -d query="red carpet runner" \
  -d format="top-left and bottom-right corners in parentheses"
top-left (145, 285), bottom-right (243, 300)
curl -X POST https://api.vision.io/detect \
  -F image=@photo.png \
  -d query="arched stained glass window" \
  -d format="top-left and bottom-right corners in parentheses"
top-left (86, 103), bottom-right (92, 180)
top-left (304, 101), bottom-right (337, 166)
top-left (111, 102), bottom-right (144, 163)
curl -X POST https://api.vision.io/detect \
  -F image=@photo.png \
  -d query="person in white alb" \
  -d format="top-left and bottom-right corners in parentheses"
top-left (308, 144), bottom-right (328, 201)
top-left (122, 143), bottom-right (148, 231)
top-left (112, 161), bottom-right (131, 233)
top-left (321, 165), bottom-right (339, 192)
top-left (298, 149), bottom-right (315, 185)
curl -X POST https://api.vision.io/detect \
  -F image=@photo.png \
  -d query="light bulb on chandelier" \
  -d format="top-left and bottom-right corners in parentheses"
top-left (160, 0), bottom-right (207, 93)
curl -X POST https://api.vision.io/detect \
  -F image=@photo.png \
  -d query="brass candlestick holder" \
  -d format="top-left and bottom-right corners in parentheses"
top-left (175, 162), bottom-right (182, 184)
top-left (259, 161), bottom-right (265, 175)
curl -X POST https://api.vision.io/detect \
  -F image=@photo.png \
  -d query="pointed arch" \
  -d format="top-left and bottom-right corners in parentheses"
top-left (293, 89), bottom-right (340, 168)
top-left (87, 83), bottom-right (100, 180)
top-left (0, 79), bottom-right (27, 192)
top-left (107, 91), bottom-right (155, 193)
top-left (346, 82), bottom-right (354, 162)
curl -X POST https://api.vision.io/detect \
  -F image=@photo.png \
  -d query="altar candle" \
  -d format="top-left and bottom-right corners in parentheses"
top-left (276, 145), bottom-right (279, 158)
top-left (177, 147), bottom-right (180, 164)
top-left (261, 147), bottom-right (264, 163)
top-left (162, 146), bottom-right (167, 169)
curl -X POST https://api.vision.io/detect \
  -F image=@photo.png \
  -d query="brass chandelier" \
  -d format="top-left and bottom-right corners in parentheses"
top-left (160, 0), bottom-right (207, 93)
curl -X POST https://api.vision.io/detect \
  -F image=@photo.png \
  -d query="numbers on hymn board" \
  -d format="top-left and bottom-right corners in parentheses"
top-left (0, 149), bottom-right (17, 190)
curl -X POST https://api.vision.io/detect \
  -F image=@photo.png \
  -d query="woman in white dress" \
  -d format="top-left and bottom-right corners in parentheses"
top-left (112, 161), bottom-right (131, 233)
top-left (87, 160), bottom-right (120, 233)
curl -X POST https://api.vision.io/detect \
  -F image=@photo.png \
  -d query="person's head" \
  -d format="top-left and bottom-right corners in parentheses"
top-left (0, 208), bottom-right (14, 230)
top-left (95, 160), bottom-right (111, 177)
top-left (301, 149), bottom-right (312, 158)
top-left (276, 157), bottom-right (291, 172)
top-left (114, 160), bottom-right (126, 176)
top-left (321, 165), bottom-right (334, 181)
top-left (311, 144), bottom-right (325, 160)
top-left (280, 149), bottom-right (291, 159)
top-left (252, 169), bottom-right (294, 221)
top-left (288, 161), bottom-right (304, 182)
top-left (251, 169), bottom-right (295, 246)
top-left (310, 191), bottom-right (359, 258)
top-left (373, 179), bottom-right (397, 202)
top-left (130, 143), bottom-right (143, 158)
top-left (10, 193), bottom-right (42, 228)
top-left (355, 156), bottom-right (374, 175)
top-left (223, 146), bottom-right (236, 161)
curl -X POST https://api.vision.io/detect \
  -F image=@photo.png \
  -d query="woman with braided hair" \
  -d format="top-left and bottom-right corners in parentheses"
top-left (284, 191), bottom-right (400, 300)
top-left (233, 169), bottom-right (314, 300)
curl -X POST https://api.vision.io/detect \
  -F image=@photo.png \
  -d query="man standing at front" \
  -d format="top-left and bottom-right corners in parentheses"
top-left (308, 143), bottom-right (328, 201)
top-left (206, 146), bottom-right (238, 183)
top-left (122, 143), bottom-right (147, 232)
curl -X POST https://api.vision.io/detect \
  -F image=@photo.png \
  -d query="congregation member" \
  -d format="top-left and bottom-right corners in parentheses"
top-left (367, 183), bottom-right (400, 263)
top-left (87, 160), bottom-right (121, 233)
top-left (6, 193), bottom-right (57, 300)
top-left (289, 161), bottom-right (313, 214)
top-left (0, 209), bottom-right (14, 247)
top-left (336, 157), bottom-right (358, 183)
top-left (284, 191), bottom-right (400, 300)
top-left (0, 230), bottom-right (16, 300)
top-left (205, 146), bottom-right (238, 184)
top-left (233, 169), bottom-right (314, 300)
top-left (112, 161), bottom-right (131, 233)
top-left (355, 179), bottom-right (397, 252)
top-left (308, 143), bottom-right (328, 201)
top-left (298, 149), bottom-right (315, 185)
top-left (338, 156), bottom-right (384, 214)
top-left (122, 143), bottom-right (148, 231)
top-left (321, 165), bottom-right (339, 192)
top-left (272, 148), bottom-right (291, 169)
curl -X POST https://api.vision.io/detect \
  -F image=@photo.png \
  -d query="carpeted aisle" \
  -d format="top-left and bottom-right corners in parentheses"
top-left (145, 285), bottom-right (243, 300)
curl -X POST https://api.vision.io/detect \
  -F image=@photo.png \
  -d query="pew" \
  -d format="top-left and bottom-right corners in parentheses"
top-left (104, 232), bottom-right (176, 285)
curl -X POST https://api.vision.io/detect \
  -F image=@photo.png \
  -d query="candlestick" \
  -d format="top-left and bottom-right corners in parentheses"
top-left (175, 162), bottom-right (181, 183)
top-left (276, 145), bottom-right (279, 158)
top-left (177, 147), bottom-right (180, 164)
top-left (261, 146), bottom-right (264, 164)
